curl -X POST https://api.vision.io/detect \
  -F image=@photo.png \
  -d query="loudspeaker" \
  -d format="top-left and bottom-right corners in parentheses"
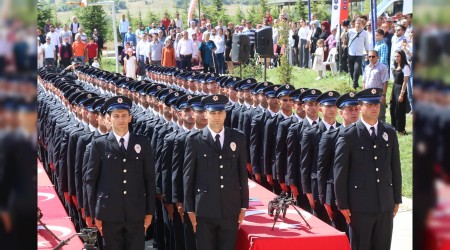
top-left (231, 33), bottom-right (250, 62)
top-left (255, 27), bottom-right (274, 58)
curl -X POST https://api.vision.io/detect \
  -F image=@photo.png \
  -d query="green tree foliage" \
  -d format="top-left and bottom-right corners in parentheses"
top-left (312, 0), bottom-right (331, 21)
top-left (75, 5), bottom-right (108, 41)
top-left (146, 10), bottom-right (160, 25)
top-left (213, 0), bottom-right (223, 11)
top-left (235, 7), bottom-right (245, 24)
top-left (293, 0), bottom-right (308, 20)
top-left (38, 2), bottom-right (54, 30)
top-left (276, 21), bottom-right (293, 84)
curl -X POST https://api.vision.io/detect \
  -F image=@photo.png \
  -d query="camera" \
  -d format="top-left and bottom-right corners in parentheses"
top-left (79, 227), bottom-right (98, 250)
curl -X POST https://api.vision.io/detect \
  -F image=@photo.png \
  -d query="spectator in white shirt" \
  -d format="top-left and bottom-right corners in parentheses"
top-left (59, 24), bottom-right (72, 44)
top-left (70, 16), bottom-right (80, 41)
top-left (43, 37), bottom-right (56, 67)
top-left (187, 21), bottom-right (196, 39)
top-left (214, 28), bottom-right (226, 75)
top-left (175, 13), bottom-right (183, 30)
top-left (347, 18), bottom-right (370, 88)
top-left (119, 14), bottom-right (130, 44)
top-left (192, 33), bottom-right (200, 66)
top-left (77, 27), bottom-right (88, 43)
top-left (46, 25), bottom-right (61, 50)
top-left (136, 33), bottom-right (149, 78)
top-left (297, 18), bottom-right (309, 68)
top-left (176, 31), bottom-right (196, 70)
top-left (215, 19), bottom-right (227, 33)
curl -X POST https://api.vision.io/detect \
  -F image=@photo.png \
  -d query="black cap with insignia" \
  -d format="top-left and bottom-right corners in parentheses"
top-left (335, 92), bottom-right (359, 109)
top-left (275, 84), bottom-right (295, 98)
top-left (299, 88), bottom-right (322, 102)
top-left (316, 91), bottom-right (341, 106)
top-left (175, 94), bottom-right (196, 111)
top-left (355, 88), bottom-right (382, 104)
top-left (253, 82), bottom-right (274, 94)
top-left (263, 85), bottom-right (282, 98)
top-left (289, 88), bottom-right (309, 101)
top-left (104, 96), bottom-right (133, 112)
top-left (164, 91), bottom-right (186, 107)
top-left (188, 95), bottom-right (206, 111)
top-left (201, 95), bottom-right (229, 111)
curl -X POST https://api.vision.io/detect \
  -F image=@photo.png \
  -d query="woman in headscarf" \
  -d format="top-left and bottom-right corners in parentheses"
top-left (319, 21), bottom-right (331, 65)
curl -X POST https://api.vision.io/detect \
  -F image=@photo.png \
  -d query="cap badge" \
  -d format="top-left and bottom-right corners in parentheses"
top-left (274, 87), bottom-right (278, 91)
top-left (87, 94), bottom-right (92, 98)
top-left (264, 82), bottom-right (268, 86)
top-left (311, 90), bottom-right (316, 94)
top-left (349, 92), bottom-right (355, 97)
top-left (118, 98), bottom-right (123, 103)
top-left (247, 80), bottom-right (251, 83)
top-left (371, 89), bottom-right (377, 94)
top-left (142, 81), bottom-right (145, 84)
top-left (233, 78), bottom-right (237, 81)
top-left (328, 92), bottom-right (333, 97)
top-left (213, 95), bottom-right (219, 101)
top-left (286, 85), bottom-right (290, 89)
top-left (169, 89), bottom-right (173, 93)
top-left (126, 78), bottom-right (130, 81)
top-left (187, 95), bottom-right (192, 99)
top-left (157, 86), bottom-right (161, 90)
top-left (175, 92), bottom-right (179, 97)
top-left (300, 88), bottom-right (305, 93)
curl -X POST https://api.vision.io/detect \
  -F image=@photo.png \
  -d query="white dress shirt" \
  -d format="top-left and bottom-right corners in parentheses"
top-left (360, 117), bottom-right (378, 136)
top-left (322, 120), bottom-right (337, 131)
top-left (113, 131), bottom-right (130, 149)
top-left (177, 38), bottom-right (195, 56)
top-left (305, 116), bottom-right (320, 126)
top-left (208, 126), bottom-right (225, 148)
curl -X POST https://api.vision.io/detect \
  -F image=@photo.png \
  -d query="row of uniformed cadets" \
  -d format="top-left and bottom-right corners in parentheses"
top-left (37, 61), bottom-right (399, 250)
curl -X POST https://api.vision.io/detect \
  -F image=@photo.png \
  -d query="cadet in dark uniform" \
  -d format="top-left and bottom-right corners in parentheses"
top-left (317, 92), bottom-right (359, 234)
top-left (183, 95), bottom-right (249, 250)
top-left (334, 88), bottom-right (402, 250)
top-left (249, 85), bottom-right (280, 191)
top-left (85, 96), bottom-right (156, 250)
top-left (300, 91), bottom-right (341, 225)
top-left (287, 89), bottom-right (321, 212)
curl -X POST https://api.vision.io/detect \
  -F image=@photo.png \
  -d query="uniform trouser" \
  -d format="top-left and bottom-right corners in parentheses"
top-left (196, 216), bottom-right (239, 250)
top-left (183, 212), bottom-right (197, 250)
top-left (299, 39), bottom-right (309, 68)
top-left (390, 84), bottom-right (407, 132)
top-left (349, 210), bottom-right (393, 250)
top-left (295, 192), bottom-right (312, 214)
top-left (311, 178), bottom-right (331, 224)
top-left (169, 207), bottom-right (186, 250)
top-left (162, 203), bottom-right (174, 250)
top-left (102, 221), bottom-right (144, 250)
top-left (272, 179), bottom-right (282, 195)
top-left (340, 47), bottom-right (349, 73)
top-left (154, 199), bottom-right (166, 249)
top-left (329, 203), bottom-right (348, 236)
top-left (348, 55), bottom-right (364, 88)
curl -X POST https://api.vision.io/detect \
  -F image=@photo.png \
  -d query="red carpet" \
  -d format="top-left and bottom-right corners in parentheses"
top-left (38, 161), bottom-right (84, 249)
top-left (237, 180), bottom-right (350, 250)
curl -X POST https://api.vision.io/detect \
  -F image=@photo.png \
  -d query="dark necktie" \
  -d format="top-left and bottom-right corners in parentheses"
top-left (312, 121), bottom-right (317, 126)
top-left (370, 127), bottom-right (377, 141)
top-left (330, 126), bottom-right (334, 131)
top-left (215, 134), bottom-right (221, 150)
top-left (119, 137), bottom-right (126, 153)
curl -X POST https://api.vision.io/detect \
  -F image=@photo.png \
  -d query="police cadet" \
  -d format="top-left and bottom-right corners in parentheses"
top-left (300, 91), bottom-right (341, 224)
top-left (250, 84), bottom-right (280, 191)
top-left (274, 87), bottom-right (306, 194)
top-left (317, 92), bottom-right (360, 234)
top-left (172, 95), bottom-right (208, 250)
top-left (183, 94), bottom-right (249, 250)
top-left (287, 89), bottom-right (322, 212)
top-left (161, 94), bottom-right (196, 250)
top-left (334, 88), bottom-right (402, 250)
top-left (263, 84), bottom-right (294, 194)
top-left (85, 95), bottom-right (156, 250)
top-left (236, 78), bottom-right (257, 131)
top-left (223, 77), bottom-right (241, 128)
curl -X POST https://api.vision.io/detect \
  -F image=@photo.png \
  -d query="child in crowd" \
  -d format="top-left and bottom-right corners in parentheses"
top-left (92, 57), bottom-right (100, 68)
top-left (312, 39), bottom-right (324, 80)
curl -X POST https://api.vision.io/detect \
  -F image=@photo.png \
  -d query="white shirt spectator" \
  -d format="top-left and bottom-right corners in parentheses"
top-left (187, 28), bottom-right (196, 40)
top-left (272, 27), bottom-right (279, 44)
top-left (46, 31), bottom-right (61, 47)
top-left (214, 35), bottom-right (225, 54)
top-left (136, 39), bottom-right (149, 57)
top-left (43, 43), bottom-right (55, 59)
top-left (215, 25), bottom-right (227, 32)
top-left (175, 18), bottom-right (184, 30)
top-left (176, 38), bottom-right (196, 56)
top-left (78, 32), bottom-right (88, 43)
top-left (298, 27), bottom-right (308, 40)
top-left (347, 28), bottom-right (370, 56)
top-left (148, 28), bottom-right (160, 35)
top-left (60, 30), bottom-right (72, 44)
top-left (390, 34), bottom-right (409, 69)
top-left (367, 31), bottom-right (374, 51)
top-left (192, 39), bottom-right (200, 59)
top-left (70, 22), bottom-right (80, 34)
top-left (119, 19), bottom-right (130, 33)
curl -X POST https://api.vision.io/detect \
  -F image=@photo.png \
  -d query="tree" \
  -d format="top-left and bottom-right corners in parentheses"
top-left (294, 0), bottom-right (308, 20)
top-left (276, 21), bottom-right (293, 84)
top-left (213, 0), bottom-right (223, 11)
top-left (75, 5), bottom-right (108, 41)
top-left (37, 2), bottom-right (54, 30)
top-left (312, 0), bottom-right (331, 21)
top-left (146, 10), bottom-right (160, 25)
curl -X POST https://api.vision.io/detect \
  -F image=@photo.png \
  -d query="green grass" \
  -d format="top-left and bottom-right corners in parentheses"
top-left (98, 58), bottom-right (413, 198)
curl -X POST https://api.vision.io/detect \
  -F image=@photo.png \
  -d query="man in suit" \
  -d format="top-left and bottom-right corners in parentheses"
top-left (300, 91), bottom-right (341, 225)
top-left (183, 94), bottom-right (249, 250)
top-left (287, 88), bottom-right (321, 212)
top-left (317, 92), bottom-right (359, 234)
top-left (334, 88), bottom-right (402, 250)
top-left (224, 77), bottom-right (240, 128)
top-left (85, 96), bottom-right (156, 250)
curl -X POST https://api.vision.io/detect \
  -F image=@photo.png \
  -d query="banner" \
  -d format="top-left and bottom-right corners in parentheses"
top-left (331, 0), bottom-right (349, 30)
top-left (188, 0), bottom-right (197, 25)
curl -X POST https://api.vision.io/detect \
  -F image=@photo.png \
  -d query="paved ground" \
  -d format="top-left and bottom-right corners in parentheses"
top-left (144, 197), bottom-right (413, 249)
